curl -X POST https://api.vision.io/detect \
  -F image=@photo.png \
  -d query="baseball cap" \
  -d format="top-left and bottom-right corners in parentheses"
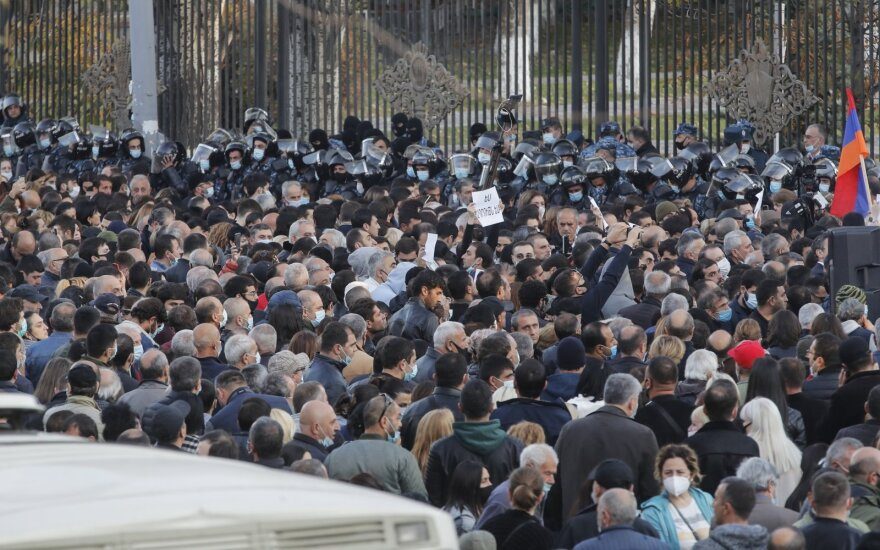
top-left (727, 340), bottom-right (766, 370)
top-left (147, 401), bottom-right (191, 443)
top-left (840, 336), bottom-right (871, 370)
top-left (89, 293), bottom-right (121, 316)
top-left (541, 117), bottom-right (561, 130)
top-left (588, 459), bottom-right (635, 489)
top-left (673, 122), bottom-right (698, 137)
top-left (598, 121), bottom-right (621, 137)
top-left (9, 284), bottom-right (43, 304)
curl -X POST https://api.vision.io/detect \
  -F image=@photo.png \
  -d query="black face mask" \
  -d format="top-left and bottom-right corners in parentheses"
top-left (674, 141), bottom-right (686, 151)
top-left (245, 298), bottom-right (259, 313)
top-left (479, 485), bottom-right (494, 505)
top-left (451, 342), bottom-right (472, 365)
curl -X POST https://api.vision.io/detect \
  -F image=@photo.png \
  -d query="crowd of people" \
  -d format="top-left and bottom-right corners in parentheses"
top-left (3, 89), bottom-right (880, 549)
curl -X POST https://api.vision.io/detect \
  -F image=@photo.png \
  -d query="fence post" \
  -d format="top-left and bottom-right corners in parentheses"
top-left (571, 0), bottom-right (583, 132)
top-left (595, 0), bottom-right (609, 124)
top-left (129, 0), bottom-right (162, 156)
top-left (255, 0), bottom-right (268, 109)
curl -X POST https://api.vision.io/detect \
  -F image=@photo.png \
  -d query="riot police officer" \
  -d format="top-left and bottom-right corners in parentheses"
top-left (117, 129), bottom-right (152, 175)
top-left (215, 141), bottom-right (249, 201)
top-left (558, 165), bottom-right (590, 210)
top-left (581, 121), bottom-right (637, 159)
top-left (152, 141), bottom-right (199, 195)
top-left (1, 94), bottom-right (30, 128)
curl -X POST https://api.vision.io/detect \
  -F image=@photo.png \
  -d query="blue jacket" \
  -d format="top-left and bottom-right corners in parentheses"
top-left (573, 525), bottom-right (671, 550)
top-left (304, 354), bottom-right (348, 406)
top-left (206, 386), bottom-right (292, 433)
top-left (490, 397), bottom-right (572, 445)
top-left (198, 356), bottom-right (231, 382)
top-left (542, 372), bottom-right (580, 403)
top-left (641, 488), bottom-right (714, 550)
top-left (25, 331), bottom-right (72, 385)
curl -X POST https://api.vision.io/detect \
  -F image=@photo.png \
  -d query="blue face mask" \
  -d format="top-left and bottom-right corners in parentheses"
top-left (133, 344), bottom-right (144, 362)
top-left (318, 427), bottom-right (334, 448)
top-left (92, 146), bottom-right (100, 159)
top-left (311, 309), bottom-right (326, 328)
top-left (230, 160), bottom-right (242, 171)
top-left (477, 152), bottom-right (491, 165)
top-left (543, 482), bottom-right (553, 494)
top-left (745, 216), bottom-right (756, 229)
top-left (454, 167), bottom-right (470, 179)
top-left (746, 292), bottom-right (758, 310)
top-left (385, 422), bottom-right (401, 444)
top-left (416, 170), bottom-right (429, 182)
top-left (543, 174), bottom-right (558, 185)
top-left (39, 138), bottom-right (51, 149)
top-left (769, 180), bottom-right (782, 193)
top-left (406, 166), bottom-right (416, 178)
top-left (288, 158), bottom-right (296, 170)
top-left (404, 362), bottom-right (419, 382)
top-left (819, 182), bottom-right (831, 194)
top-left (568, 191), bottom-right (583, 202)
top-left (129, 148), bottom-right (142, 159)
top-left (199, 159), bottom-right (210, 171)
top-left (715, 308), bottom-right (733, 322)
top-left (543, 132), bottom-right (556, 145)
top-left (805, 144), bottom-right (815, 153)
top-left (609, 345), bottom-right (618, 359)
top-left (18, 317), bottom-right (27, 338)
top-left (252, 148), bottom-right (265, 161)
top-left (3, 145), bottom-right (14, 157)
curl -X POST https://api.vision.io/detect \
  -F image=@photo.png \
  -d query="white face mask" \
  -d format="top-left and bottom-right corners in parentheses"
top-left (716, 257), bottom-right (731, 278)
top-left (663, 475), bottom-right (690, 497)
top-left (740, 143), bottom-right (751, 154)
top-left (0, 170), bottom-right (12, 181)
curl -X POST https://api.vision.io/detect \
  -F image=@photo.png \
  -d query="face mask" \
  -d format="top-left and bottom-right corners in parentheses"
top-left (230, 160), bottom-right (242, 171)
top-left (404, 362), bottom-right (419, 382)
top-left (451, 342), bottom-right (472, 364)
top-left (17, 318), bottom-right (27, 338)
top-left (746, 292), bottom-right (758, 310)
top-left (568, 191), bottom-right (583, 202)
top-left (150, 322), bottom-right (165, 338)
top-left (252, 148), bottom-right (265, 161)
top-left (385, 421), bottom-right (401, 444)
top-left (538, 205), bottom-right (546, 219)
top-left (745, 216), bottom-right (756, 230)
top-left (356, 181), bottom-right (364, 195)
top-left (204, 187), bottom-right (214, 199)
top-left (318, 426), bottom-right (334, 448)
top-left (406, 166), bottom-right (416, 178)
top-left (663, 475), bottom-right (691, 497)
top-left (311, 308), bottom-right (326, 328)
top-left (130, 148), bottom-right (142, 159)
top-left (133, 344), bottom-right (144, 362)
top-left (717, 189), bottom-right (726, 199)
top-left (92, 146), bottom-right (100, 158)
top-left (220, 309), bottom-right (228, 329)
top-left (199, 159), bottom-right (211, 171)
top-left (717, 257), bottom-right (731, 278)
top-left (341, 350), bottom-right (352, 366)
top-left (0, 171), bottom-right (11, 181)
top-left (715, 308), bottom-right (733, 322)
top-left (477, 152), bottom-right (491, 165)
top-left (454, 167), bottom-right (470, 179)
top-left (562, 160), bottom-right (573, 168)
top-left (609, 345), bottom-right (618, 359)
top-left (416, 170), bottom-right (429, 182)
top-left (740, 143), bottom-right (751, 154)
top-left (543, 132), bottom-right (556, 145)
top-left (543, 482), bottom-right (553, 495)
top-left (819, 182), bottom-right (830, 194)
top-left (246, 317), bottom-right (254, 331)
top-left (254, 352), bottom-right (261, 365)
top-left (3, 145), bottom-right (14, 157)
top-left (805, 144), bottom-right (816, 153)
top-left (108, 346), bottom-right (118, 360)
top-left (769, 180), bottom-right (782, 193)
top-left (68, 186), bottom-right (80, 199)
top-left (674, 141), bottom-right (686, 151)
top-left (503, 379), bottom-right (514, 390)
top-left (669, 184), bottom-right (680, 194)
top-left (543, 174), bottom-right (558, 185)
top-left (479, 485), bottom-right (494, 504)
top-left (39, 138), bottom-right (51, 149)
top-left (288, 197), bottom-right (309, 207)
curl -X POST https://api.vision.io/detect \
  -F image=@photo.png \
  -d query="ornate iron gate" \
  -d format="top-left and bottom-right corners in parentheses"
top-left (1, 0), bottom-right (878, 154)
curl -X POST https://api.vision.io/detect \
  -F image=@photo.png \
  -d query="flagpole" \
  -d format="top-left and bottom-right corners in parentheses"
top-left (861, 152), bottom-right (875, 213)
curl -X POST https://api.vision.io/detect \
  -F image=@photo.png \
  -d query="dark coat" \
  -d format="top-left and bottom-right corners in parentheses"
top-left (303, 353), bottom-right (348, 406)
top-left (413, 347), bottom-right (440, 384)
top-left (802, 367), bottom-right (843, 401)
top-left (400, 386), bottom-right (464, 450)
top-left (542, 372), bottom-right (580, 402)
top-left (555, 405), bottom-right (659, 520)
top-left (617, 297), bottom-right (662, 331)
top-left (205, 386), bottom-right (291, 433)
top-left (281, 433), bottom-right (330, 464)
top-left (686, 420), bottom-right (760, 495)
top-left (634, 394), bottom-right (694, 447)
top-left (835, 419), bottom-right (880, 447)
top-left (490, 397), bottom-right (573, 445)
top-left (820, 370), bottom-right (880, 443)
top-left (481, 509), bottom-right (554, 550)
top-left (162, 258), bottom-right (190, 283)
top-left (556, 504), bottom-right (659, 550)
top-left (576, 356), bottom-right (611, 400)
top-left (787, 391), bottom-right (830, 446)
top-left (388, 298), bottom-right (439, 345)
top-left (800, 517), bottom-right (862, 550)
top-left (572, 525), bottom-right (670, 550)
top-left (197, 356), bottom-right (231, 382)
top-left (607, 355), bottom-right (648, 376)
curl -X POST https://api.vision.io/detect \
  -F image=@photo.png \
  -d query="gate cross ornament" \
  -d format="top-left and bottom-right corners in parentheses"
top-left (374, 42), bottom-right (468, 132)
top-left (706, 38), bottom-right (819, 147)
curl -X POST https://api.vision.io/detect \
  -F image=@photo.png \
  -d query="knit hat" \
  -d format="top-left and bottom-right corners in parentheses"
top-left (557, 336), bottom-right (586, 372)
top-left (836, 284), bottom-right (867, 306)
top-left (727, 340), bottom-right (766, 370)
top-left (655, 201), bottom-right (678, 221)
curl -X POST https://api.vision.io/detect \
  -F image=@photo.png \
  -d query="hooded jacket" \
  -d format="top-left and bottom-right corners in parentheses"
top-left (542, 372), bottom-right (580, 402)
top-left (692, 524), bottom-right (769, 550)
top-left (424, 420), bottom-right (523, 507)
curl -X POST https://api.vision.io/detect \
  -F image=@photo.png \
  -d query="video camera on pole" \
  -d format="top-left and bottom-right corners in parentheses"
top-left (478, 94), bottom-right (521, 190)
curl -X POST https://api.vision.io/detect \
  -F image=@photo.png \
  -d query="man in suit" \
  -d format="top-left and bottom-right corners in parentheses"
top-left (737, 457), bottom-right (798, 532)
top-left (206, 370), bottom-right (291, 432)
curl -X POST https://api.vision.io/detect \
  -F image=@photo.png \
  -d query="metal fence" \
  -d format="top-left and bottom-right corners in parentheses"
top-left (0, 0), bottom-right (878, 154)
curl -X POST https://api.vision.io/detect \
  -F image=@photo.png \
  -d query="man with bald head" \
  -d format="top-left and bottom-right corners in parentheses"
top-left (767, 527), bottom-right (804, 550)
top-left (281, 399), bottom-right (339, 464)
top-left (848, 446), bottom-right (880, 529)
top-left (37, 247), bottom-right (68, 294)
top-left (707, 330), bottom-right (734, 360)
top-left (666, 309), bottom-right (696, 379)
top-left (0, 229), bottom-right (36, 265)
top-left (195, 296), bottom-right (225, 328)
top-left (222, 297), bottom-right (252, 338)
top-left (93, 274), bottom-right (124, 299)
top-left (298, 289), bottom-right (324, 329)
top-left (194, 323), bottom-right (229, 380)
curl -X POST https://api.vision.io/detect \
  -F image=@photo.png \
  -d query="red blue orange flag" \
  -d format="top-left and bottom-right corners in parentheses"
top-left (830, 88), bottom-right (872, 217)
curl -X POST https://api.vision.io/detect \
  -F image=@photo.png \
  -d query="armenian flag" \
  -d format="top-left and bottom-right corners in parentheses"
top-left (830, 88), bottom-right (872, 217)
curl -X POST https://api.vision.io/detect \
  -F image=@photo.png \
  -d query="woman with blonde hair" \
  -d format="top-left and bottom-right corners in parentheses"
top-left (507, 421), bottom-right (546, 446)
top-left (410, 408), bottom-right (454, 475)
top-left (649, 335), bottom-right (686, 364)
top-left (641, 444), bottom-right (714, 549)
top-left (740, 397), bottom-right (802, 504)
top-left (207, 221), bottom-right (233, 251)
top-left (129, 201), bottom-right (155, 231)
top-left (733, 318), bottom-right (762, 344)
top-left (480, 466), bottom-right (554, 549)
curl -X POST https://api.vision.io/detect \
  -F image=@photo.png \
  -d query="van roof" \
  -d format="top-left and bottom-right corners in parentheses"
top-left (0, 434), bottom-right (456, 548)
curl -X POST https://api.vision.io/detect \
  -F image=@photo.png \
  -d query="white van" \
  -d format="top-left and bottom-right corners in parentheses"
top-left (0, 432), bottom-right (458, 549)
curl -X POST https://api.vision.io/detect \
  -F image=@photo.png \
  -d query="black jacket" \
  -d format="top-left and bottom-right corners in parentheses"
top-left (282, 433), bottom-right (330, 464)
top-left (481, 509), bottom-right (554, 550)
top-left (787, 392), bottom-right (830, 446)
top-left (800, 516), bottom-right (862, 550)
top-left (388, 298), bottom-right (439, 345)
top-left (576, 355), bottom-right (611, 400)
top-left (686, 420), bottom-right (760, 494)
top-left (163, 258), bottom-right (191, 283)
top-left (400, 386), bottom-right (464, 450)
top-left (490, 397), bottom-right (573, 445)
top-left (555, 503), bottom-right (659, 549)
top-left (802, 367), bottom-right (843, 401)
top-left (634, 394), bottom-right (694, 447)
top-left (607, 355), bottom-right (648, 376)
top-left (820, 370), bottom-right (880, 443)
top-left (617, 297), bottom-right (662, 330)
top-left (835, 419), bottom-right (880, 447)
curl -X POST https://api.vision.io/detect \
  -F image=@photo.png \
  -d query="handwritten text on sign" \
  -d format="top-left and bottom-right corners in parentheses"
top-left (472, 188), bottom-right (505, 226)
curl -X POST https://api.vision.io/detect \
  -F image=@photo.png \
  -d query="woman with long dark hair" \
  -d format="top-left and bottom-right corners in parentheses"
top-left (745, 357), bottom-right (806, 447)
top-left (443, 460), bottom-right (491, 535)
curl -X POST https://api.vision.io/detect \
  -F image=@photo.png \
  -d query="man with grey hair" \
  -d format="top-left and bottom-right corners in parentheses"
top-left (189, 248), bottom-right (214, 269)
top-left (291, 458), bottom-right (328, 478)
top-left (186, 266), bottom-right (219, 294)
top-left (477, 444), bottom-right (559, 528)
top-left (415, 320), bottom-right (468, 384)
top-left (318, 228), bottom-right (345, 250)
top-left (249, 324), bottom-right (277, 365)
top-left (363, 250), bottom-right (395, 292)
top-left (838, 297), bottom-right (876, 347)
top-left (118, 348), bottom-right (170, 418)
top-left (761, 233), bottom-right (790, 261)
top-left (288, 219), bottom-right (316, 242)
top-left (675, 233), bottom-right (705, 278)
top-left (799, 303), bottom-right (825, 332)
top-left (510, 332), bottom-right (534, 361)
top-left (36, 247), bottom-right (67, 294)
top-left (660, 293), bottom-right (689, 317)
top-left (247, 416), bottom-right (285, 469)
top-left (737, 457), bottom-right (798, 531)
top-left (619, 270), bottom-right (668, 329)
top-left (242, 363), bottom-right (269, 394)
top-left (224, 334), bottom-right (259, 371)
top-left (555, 373), bottom-right (659, 518)
top-left (724, 229), bottom-right (754, 267)
top-left (824, 437), bottom-right (864, 474)
top-left (168, 330), bottom-right (195, 361)
top-left (283, 262), bottom-right (309, 290)
top-left (574, 489), bottom-right (668, 549)
top-left (338, 312), bottom-right (372, 381)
